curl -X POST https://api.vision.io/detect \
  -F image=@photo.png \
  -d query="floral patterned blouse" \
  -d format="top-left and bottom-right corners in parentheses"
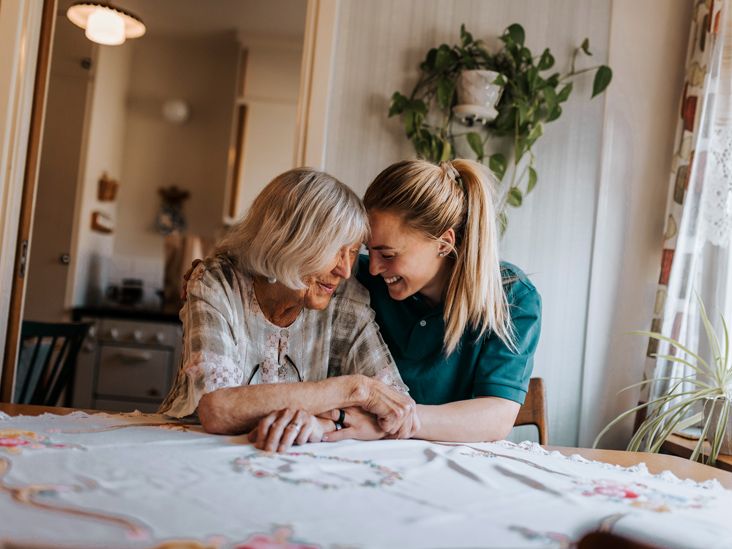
top-left (159, 255), bottom-right (407, 418)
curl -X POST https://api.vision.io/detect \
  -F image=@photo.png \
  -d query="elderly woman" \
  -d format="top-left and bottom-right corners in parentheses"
top-left (159, 168), bottom-right (418, 451)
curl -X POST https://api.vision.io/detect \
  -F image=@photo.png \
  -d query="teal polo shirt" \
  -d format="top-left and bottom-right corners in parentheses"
top-left (356, 255), bottom-right (541, 405)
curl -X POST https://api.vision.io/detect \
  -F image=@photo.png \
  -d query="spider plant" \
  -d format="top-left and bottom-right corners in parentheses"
top-left (594, 297), bottom-right (732, 465)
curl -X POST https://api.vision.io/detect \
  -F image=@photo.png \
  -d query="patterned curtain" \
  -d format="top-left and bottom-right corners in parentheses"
top-left (642, 0), bottom-right (732, 425)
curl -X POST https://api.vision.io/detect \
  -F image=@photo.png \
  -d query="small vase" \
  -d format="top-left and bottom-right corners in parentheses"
top-left (453, 70), bottom-right (504, 125)
top-left (703, 396), bottom-right (732, 454)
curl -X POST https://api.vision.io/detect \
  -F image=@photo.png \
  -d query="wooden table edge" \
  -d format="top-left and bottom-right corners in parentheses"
top-left (661, 434), bottom-right (732, 472)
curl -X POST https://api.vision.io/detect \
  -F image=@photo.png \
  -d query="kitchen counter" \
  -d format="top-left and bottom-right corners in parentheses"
top-left (72, 305), bottom-right (180, 324)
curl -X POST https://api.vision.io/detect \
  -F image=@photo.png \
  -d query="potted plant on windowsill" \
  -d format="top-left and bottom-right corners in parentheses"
top-left (594, 298), bottom-right (732, 465)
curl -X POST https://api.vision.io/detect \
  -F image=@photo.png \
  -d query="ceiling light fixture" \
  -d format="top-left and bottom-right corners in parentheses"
top-left (66, 2), bottom-right (146, 46)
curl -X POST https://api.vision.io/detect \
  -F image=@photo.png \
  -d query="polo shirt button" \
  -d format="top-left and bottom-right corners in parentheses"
top-left (419, 320), bottom-right (427, 327)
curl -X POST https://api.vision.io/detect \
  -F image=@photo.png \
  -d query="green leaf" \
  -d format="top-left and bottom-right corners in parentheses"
top-left (581, 38), bottom-right (591, 56)
top-left (516, 137), bottom-right (528, 161)
top-left (498, 211), bottom-right (508, 235)
top-left (435, 45), bottom-right (455, 71)
top-left (404, 111), bottom-right (417, 137)
top-left (437, 77), bottom-right (455, 110)
top-left (543, 86), bottom-right (557, 112)
top-left (547, 105), bottom-right (562, 122)
top-left (516, 99), bottom-right (529, 125)
top-left (489, 153), bottom-right (507, 180)
top-left (388, 92), bottom-right (408, 117)
top-left (526, 66), bottom-right (539, 92)
top-left (527, 122), bottom-right (543, 146)
top-left (538, 48), bottom-right (554, 70)
top-left (507, 187), bottom-right (523, 207)
top-left (466, 132), bottom-right (484, 160)
top-left (493, 74), bottom-right (506, 86)
top-left (411, 99), bottom-right (428, 115)
top-left (527, 166), bottom-right (537, 193)
top-left (545, 72), bottom-right (560, 87)
top-left (557, 82), bottom-right (573, 103)
top-left (439, 140), bottom-right (452, 162)
top-left (460, 24), bottom-right (473, 46)
top-left (592, 65), bottom-right (613, 98)
top-left (504, 23), bottom-right (525, 47)
top-left (520, 47), bottom-right (532, 64)
top-left (420, 48), bottom-right (438, 71)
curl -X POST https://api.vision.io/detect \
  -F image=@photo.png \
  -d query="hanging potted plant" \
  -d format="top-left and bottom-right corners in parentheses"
top-left (594, 298), bottom-right (732, 465)
top-left (389, 23), bottom-right (612, 232)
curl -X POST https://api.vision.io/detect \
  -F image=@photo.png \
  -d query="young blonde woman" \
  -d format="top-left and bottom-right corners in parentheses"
top-left (324, 158), bottom-right (542, 444)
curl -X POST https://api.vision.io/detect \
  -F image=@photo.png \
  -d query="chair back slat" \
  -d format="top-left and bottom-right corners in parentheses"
top-left (513, 377), bottom-right (548, 445)
top-left (16, 321), bottom-right (91, 406)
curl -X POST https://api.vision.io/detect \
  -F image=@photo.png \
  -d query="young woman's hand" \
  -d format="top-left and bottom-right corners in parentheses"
top-left (320, 407), bottom-right (387, 442)
top-left (247, 408), bottom-right (335, 453)
top-left (353, 376), bottom-right (420, 438)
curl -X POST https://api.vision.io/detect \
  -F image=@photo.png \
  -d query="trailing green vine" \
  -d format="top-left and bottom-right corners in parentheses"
top-left (389, 23), bottom-right (612, 232)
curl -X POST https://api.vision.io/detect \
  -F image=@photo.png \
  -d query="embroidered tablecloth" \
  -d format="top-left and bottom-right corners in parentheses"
top-left (1, 411), bottom-right (731, 549)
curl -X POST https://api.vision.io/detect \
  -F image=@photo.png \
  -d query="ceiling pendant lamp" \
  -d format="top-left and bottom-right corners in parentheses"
top-left (66, 2), bottom-right (146, 46)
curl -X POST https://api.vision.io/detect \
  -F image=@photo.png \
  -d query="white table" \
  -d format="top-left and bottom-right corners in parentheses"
top-left (2, 404), bottom-right (732, 548)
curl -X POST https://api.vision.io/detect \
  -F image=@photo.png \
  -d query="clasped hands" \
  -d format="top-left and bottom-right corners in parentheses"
top-left (248, 379), bottom-right (420, 453)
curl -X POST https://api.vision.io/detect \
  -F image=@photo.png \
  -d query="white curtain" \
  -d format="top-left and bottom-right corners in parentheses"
top-left (645, 0), bottom-right (732, 422)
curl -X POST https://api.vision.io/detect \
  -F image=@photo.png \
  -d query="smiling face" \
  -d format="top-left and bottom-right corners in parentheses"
top-left (366, 210), bottom-right (454, 304)
top-left (300, 242), bottom-right (361, 310)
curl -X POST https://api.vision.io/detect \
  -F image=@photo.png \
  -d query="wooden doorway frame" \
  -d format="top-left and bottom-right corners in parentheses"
top-left (0, 0), bottom-right (57, 402)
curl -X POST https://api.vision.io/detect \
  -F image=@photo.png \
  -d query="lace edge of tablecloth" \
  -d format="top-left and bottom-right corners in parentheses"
top-left (0, 410), bottom-right (168, 421)
top-left (495, 440), bottom-right (724, 491)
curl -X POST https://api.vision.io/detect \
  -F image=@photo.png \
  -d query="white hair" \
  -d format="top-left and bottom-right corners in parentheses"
top-left (215, 168), bottom-right (368, 289)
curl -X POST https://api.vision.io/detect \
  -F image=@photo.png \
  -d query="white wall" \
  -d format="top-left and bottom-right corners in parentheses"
top-left (115, 33), bottom-right (238, 269)
top-left (69, 42), bottom-right (132, 307)
top-left (322, 0), bottom-right (692, 446)
top-left (578, 0), bottom-right (692, 449)
top-left (230, 40), bottom-right (302, 218)
top-left (326, 0), bottom-right (609, 446)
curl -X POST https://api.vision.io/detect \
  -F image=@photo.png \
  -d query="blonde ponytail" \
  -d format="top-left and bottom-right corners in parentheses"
top-left (364, 159), bottom-right (514, 355)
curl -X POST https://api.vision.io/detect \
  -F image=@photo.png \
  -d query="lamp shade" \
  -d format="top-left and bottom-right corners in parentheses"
top-left (67, 2), bottom-right (145, 46)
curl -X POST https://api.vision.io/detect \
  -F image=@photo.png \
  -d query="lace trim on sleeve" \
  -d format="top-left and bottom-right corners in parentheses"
top-left (184, 351), bottom-right (243, 394)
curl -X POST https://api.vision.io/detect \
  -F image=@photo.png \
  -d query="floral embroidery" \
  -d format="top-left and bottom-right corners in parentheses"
top-left (0, 430), bottom-right (81, 454)
top-left (233, 451), bottom-right (402, 490)
top-left (573, 479), bottom-right (710, 512)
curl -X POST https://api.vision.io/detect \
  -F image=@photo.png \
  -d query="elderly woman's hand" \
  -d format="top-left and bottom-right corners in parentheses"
top-left (354, 376), bottom-right (420, 439)
top-left (248, 409), bottom-right (334, 453)
top-left (321, 407), bottom-right (386, 442)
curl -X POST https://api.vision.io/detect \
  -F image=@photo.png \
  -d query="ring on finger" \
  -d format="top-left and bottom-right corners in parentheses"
top-left (287, 422), bottom-right (302, 430)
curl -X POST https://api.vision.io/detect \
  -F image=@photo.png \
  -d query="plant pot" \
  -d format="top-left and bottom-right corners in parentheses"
top-left (703, 396), bottom-right (732, 454)
top-left (453, 70), bottom-right (504, 125)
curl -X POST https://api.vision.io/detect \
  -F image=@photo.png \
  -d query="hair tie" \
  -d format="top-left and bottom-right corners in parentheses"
top-left (442, 162), bottom-right (463, 188)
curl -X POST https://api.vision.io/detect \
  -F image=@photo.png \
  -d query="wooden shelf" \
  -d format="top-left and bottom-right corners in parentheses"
top-left (662, 434), bottom-right (732, 472)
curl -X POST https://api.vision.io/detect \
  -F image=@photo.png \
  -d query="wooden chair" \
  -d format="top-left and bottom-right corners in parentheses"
top-left (514, 377), bottom-right (548, 445)
top-left (15, 321), bottom-right (91, 406)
